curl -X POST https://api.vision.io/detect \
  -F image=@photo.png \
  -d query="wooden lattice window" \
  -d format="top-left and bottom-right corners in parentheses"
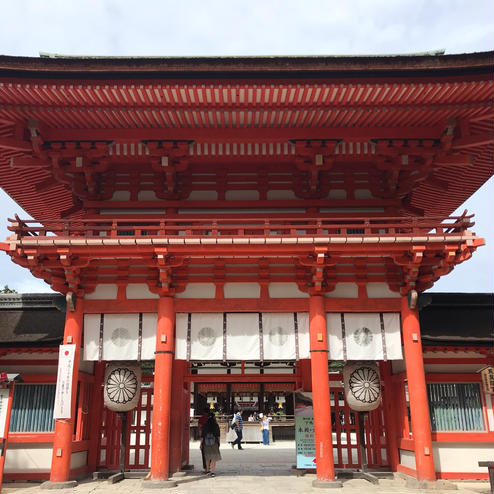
top-left (9, 384), bottom-right (56, 432)
top-left (427, 382), bottom-right (485, 432)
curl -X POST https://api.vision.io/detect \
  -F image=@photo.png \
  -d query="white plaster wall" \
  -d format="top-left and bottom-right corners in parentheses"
top-left (433, 443), bottom-right (494, 473)
top-left (178, 208), bottom-right (305, 214)
top-left (354, 188), bottom-right (374, 199)
top-left (70, 451), bottom-right (88, 469)
top-left (324, 283), bottom-right (358, 298)
top-left (110, 190), bottom-right (130, 201)
top-left (188, 190), bottom-right (218, 200)
top-left (268, 282), bottom-right (309, 298)
top-left (5, 444), bottom-right (52, 472)
top-left (137, 190), bottom-right (158, 201)
top-left (366, 283), bottom-right (400, 298)
top-left (225, 190), bottom-right (259, 200)
top-left (126, 283), bottom-right (159, 299)
top-left (100, 209), bottom-right (165, 215)
top-left (85, 284), bottom-right (118, 300)
top-left (327, 189), bottom-right (347, 199)
top-left (399, 449), bottom-right (416, 469)
top-left (175, 283), bottom-right (216, 299)
top-left (267, 190), bottom-right (297, 200)
top-left (224, 283), bottom-right (260, 298)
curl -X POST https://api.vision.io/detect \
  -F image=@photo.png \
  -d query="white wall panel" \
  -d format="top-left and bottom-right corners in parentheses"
top-left (85, 284), bottom-right (118, 300)
top-left (126, 284), bottom-right (159, 299)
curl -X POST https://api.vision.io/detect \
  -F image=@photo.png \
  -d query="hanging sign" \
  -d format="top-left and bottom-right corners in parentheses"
top-left (104, 363), bottom-right (142, 412)
top-left (343, 362), bottom-right (381, 412)
top-left (481, 366), bottom-right (494, 394)
top-left (0, 388), bottom-right (9, 439)
top-left (295, 391), bottom-right (315, 469)
top-left (54, 344), bottom-right (76, 419)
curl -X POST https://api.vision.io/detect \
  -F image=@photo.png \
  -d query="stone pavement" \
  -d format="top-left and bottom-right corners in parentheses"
top-left (3, 441), bottom-right (491, 494)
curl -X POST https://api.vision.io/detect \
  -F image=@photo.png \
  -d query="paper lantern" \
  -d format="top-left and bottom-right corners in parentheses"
top-left (343, 362), bottom-right (381, 411)
top-left (104, 363), bottom-right (141, 412)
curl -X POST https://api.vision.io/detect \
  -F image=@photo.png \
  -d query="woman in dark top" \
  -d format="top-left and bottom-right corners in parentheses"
top-left (200, 413), bottom-right (221, 476)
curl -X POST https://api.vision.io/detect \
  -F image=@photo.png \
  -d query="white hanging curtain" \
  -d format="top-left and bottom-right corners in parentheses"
top-left (102, 314), bottom-right (140, 360)
top-left (83, 314), bottom-right (101, 361)
top-left (175, 313), bottom-right (188, 360)
top-left (297, 312), bottom-right (310, 359)
top-left (84, 313), bottom-right (157, 361)
top-left (226, 313), bottom-right (260, 360)
top-left (326, 312), bottom-right (402, 361)
top-left (190, 313), bottom-right (224, 360)
top-left (141, 313), bottom-right (157, 360)
top-left (262, 313), bottom-right (297, 360)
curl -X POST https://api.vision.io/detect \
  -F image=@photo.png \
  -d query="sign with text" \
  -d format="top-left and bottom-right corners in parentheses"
top-left (481, 366), bottom-right (494, 394)
top-left (54, 344), bottom-right (76, 419)
top-left (295, 391), bottom-right (315, 469)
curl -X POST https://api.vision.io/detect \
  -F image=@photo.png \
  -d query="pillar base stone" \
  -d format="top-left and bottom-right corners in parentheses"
top-left (40, 481), bottom-right (78, 489)
top-left (312, 479), bottom-right (343, 489)
top-left (142, 480), bottom-right (178, 489)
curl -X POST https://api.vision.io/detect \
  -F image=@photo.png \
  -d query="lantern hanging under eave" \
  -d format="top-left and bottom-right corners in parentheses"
top-left (104, 363), bottom-right (142, 412)
top-left (343, 362), bottom-right (381, 412)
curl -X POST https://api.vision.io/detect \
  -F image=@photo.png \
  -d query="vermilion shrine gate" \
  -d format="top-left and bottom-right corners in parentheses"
top-left (0, 51), bottom-right (492, 487)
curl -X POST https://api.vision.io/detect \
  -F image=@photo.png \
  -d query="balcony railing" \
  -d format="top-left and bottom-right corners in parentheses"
top-left (8, 212), bottom-right (474, 241)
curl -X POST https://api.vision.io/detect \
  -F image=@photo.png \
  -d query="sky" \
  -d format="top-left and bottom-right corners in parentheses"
top-left (0, 0), bottom-right (492, 293)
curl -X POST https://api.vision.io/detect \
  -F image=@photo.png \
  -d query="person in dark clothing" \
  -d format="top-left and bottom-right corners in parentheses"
top-left (198, 412), bottom-right (209, 472)
top-left (231, 411), bottom-right (243, 450)
top-left (200, 413), bottom-right (221, 476)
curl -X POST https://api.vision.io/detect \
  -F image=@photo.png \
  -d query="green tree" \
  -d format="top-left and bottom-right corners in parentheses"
top-left (0, 285), bottom-right (17, 294)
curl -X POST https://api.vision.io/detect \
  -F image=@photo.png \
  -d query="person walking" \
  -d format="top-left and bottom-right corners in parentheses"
top-left (231, 410), bottom-right (243, 450)
top-left (200, 413), bottom-right (221, 476)
top-left (260, 413), bottom-right (272, 445)
top-left (198, 412), bottom-right (209, 473)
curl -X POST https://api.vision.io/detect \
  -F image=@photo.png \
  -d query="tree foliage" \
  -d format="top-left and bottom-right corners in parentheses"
top-left (0, 285), bottom-right (17, 294)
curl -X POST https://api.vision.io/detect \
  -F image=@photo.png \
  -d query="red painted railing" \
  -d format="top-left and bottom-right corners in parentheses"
top-left (8, 212), bottom-right (474, 239)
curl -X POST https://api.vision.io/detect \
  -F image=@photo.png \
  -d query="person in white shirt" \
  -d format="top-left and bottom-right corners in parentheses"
top-left (260, 413), bottom-right (272, 445)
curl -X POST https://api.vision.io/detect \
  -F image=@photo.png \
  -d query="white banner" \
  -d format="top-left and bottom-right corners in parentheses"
top-left (141, 313), bottom-right (158, 360)
top-left (175, 313), bottom-right (188, 360)
top-left (327, 313), bottom-right (402, 360)
top-left (54, 344), bottom-right (76, 419)
top-left (227, 313), bottom-right (260, 360)
top-left (262, 313), bottom-right (296, 360)
top-left (84, 313), bottom-right (158, 361)
top-left (103, 314), bottom-right (139, 360)
top-left (297, 313), bottom-right (310, 359)
top-left (190, 313), bottom-right (224, 360)
top-left (83, 314), bottom-right (100, 361)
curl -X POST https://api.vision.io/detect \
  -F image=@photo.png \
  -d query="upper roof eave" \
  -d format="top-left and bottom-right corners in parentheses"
top-left (0, 51), bottom-right (493, 79)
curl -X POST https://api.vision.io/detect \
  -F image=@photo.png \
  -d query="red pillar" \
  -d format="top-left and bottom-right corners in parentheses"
top-left (150, 296), bottom-right (175, 481)
top-left (309, 295), bottom-right (338, 484)
top-left (49, 298), bottom-right (84, 483)
top-left (380, 361), bottom-right (399, 472)
top-left (169, 359), bottom-right (186, 474)
top-left (401, 296), bottom-right (435, 482)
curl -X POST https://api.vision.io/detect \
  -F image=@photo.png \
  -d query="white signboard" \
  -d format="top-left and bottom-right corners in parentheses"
top-left (54, 344), bottom-right (76, 419)
top-left (0, 389), bottom-right (9, 437)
